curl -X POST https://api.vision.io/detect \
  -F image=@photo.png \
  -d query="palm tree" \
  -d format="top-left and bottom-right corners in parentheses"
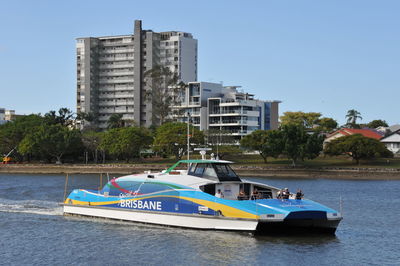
top-left (346, 109), bottom-right (362, 128)
top-left (107, 114), bottom-right (124, 129)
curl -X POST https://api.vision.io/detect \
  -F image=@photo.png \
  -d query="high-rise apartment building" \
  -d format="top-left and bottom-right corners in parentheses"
top-left (76, 20), bottom-right (197, 129)
top-left (173, 82), bottom-right (280, 142)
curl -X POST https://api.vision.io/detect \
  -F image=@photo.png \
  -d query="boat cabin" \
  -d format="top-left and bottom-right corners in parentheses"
top-left (166, 160), bottom-right (275, 200)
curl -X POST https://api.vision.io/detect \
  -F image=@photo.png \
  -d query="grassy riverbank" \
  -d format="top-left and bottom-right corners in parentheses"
top-left (1, 155), bottom-right (399, 179)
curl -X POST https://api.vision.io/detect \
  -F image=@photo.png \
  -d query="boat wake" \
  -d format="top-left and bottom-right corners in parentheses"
top-left (0, 198), bottom-right (62, 216)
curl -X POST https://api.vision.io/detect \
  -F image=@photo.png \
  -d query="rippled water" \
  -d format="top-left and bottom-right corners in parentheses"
top-left (0, 173), bottom-right (399, 265)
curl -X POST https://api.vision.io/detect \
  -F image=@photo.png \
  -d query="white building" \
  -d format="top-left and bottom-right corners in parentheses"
top-left (380, 130), bottom-right (400, 156)
top-left (0, 108), bottom-right (5, 121)
top-left (76, 20), bottom-right (197, 129)
top-left (173, 82), bottom-right (280, 141)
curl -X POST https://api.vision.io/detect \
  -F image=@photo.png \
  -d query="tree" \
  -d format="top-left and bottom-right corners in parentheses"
top-left (314, 117), bottom-right (338, 132)
top-left (280, 111), bottom-right (322, 129)
top-left (44, 108), bottom-right (75, 126)
top-left (153, 122), bottom-right (204, 159)
top-left (82, 131), bottom-right (103, 163)
top-left (324, 134), bottom-right (392, 164)
top-left (19, 124), bottom-right (83, 163)
top-left (346, 109), bottom-right (362, 128)
top-left (205, 129), bottom-right (239, 159)
top-left (280, 124), bottom-right (324, 166)
top-left (76, 111), bottom-right (97, 131)
top-left (107, 114), bottom-right (125, 129)
top-left (367, 119), bottom-right (388, 129)
top-left (100, 127), bottom-right (152, 161)
top-left (240, 130), bottom-right (283, 163)
top-left (144, 65), bottom-right (185, 126)
top-left (0, 114), bottom-right (45, 161)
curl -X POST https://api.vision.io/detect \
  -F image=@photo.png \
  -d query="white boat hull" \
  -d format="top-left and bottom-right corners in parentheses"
top-left (63, 204), bottom-right (259, 232)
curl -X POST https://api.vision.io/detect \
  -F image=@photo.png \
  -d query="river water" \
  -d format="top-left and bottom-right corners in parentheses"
top-left (0, 173), bottom-right (399, 265)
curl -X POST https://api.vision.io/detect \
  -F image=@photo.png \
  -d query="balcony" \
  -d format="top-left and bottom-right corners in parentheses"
top-left (102, 49), bottom-right (134, 54)
top-left (99, 64), bottom-right (133, 69)
top-left (98, 79), bottom-right (134, 84)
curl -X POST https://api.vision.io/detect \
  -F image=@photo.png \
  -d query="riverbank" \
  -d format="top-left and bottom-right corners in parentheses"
top-left (1, 163), bottom-right (400, 180)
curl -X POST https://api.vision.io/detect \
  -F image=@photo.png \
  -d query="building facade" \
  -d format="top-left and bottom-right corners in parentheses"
top-left (76, 20), bottom-right (197, 129)
top-left (173, 82), bottom-right (280, 142)
top-left (380, 129), bottom-right (400, 156)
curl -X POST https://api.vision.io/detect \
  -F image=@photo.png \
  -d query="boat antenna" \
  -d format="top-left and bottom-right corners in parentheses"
top-left (187, 112), bottom-right (191, 169)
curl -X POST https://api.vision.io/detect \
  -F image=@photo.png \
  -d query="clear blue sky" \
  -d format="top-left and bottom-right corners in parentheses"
top-left (1, 0), bottom-right (399, 125)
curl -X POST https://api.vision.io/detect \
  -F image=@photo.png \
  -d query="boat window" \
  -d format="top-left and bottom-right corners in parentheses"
top-left (188, 163), bottom-right (206, 177)
top-left (213, 164), bottom-right (241, 182)
top-left (188, 163), bottom-right (197, 174)
top-left (203, 164), bottom-right (218, 178)
top-left (194, 164), bottom-right (206, 175)
top-left (188, 163), bottom-right (219, 180)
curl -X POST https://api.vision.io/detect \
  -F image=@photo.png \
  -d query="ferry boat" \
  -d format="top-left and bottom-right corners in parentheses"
top-left (63, 158), bottom-right (342, 234)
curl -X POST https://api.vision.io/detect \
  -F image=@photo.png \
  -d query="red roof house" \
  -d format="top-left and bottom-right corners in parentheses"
top-left (324, 128), bottom-right (384, 145)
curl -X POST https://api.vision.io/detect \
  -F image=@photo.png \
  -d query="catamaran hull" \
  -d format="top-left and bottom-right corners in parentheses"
top-left (63, 204), bottom-right (259, 231)
top-left (256, 219), bottom-right (341, 235)
top-left (63, 204), bottom-right (340, 234)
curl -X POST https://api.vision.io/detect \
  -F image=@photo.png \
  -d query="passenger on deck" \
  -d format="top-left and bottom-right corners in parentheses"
top-left (237, 189), bottom-right (248, 200)
top-left (295, 189), bottom-right (304, 200)
top-left (215, 189), bottom-right (224, 198)
top-left (251, 188), bottom-right (260, 200)
top-left (277, 189), bottom-right (283, 199)
top-left (282, 188), bottom-right (290, 199)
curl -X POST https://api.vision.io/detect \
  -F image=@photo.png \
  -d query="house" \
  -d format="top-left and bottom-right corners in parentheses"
top-left (376, 124), bottom-right (400, 136)
top-left (324, 128), bottom-right (383, 146)
top-left (380, 129), bottom-right (400, 156)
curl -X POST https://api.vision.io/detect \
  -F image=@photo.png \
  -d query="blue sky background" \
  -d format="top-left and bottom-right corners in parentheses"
top-left (1, 0), bottom-right (399, 125)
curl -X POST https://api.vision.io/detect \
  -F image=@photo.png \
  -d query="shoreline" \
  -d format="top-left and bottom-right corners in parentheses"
top-left (1, 164), bottom-right (400, 180)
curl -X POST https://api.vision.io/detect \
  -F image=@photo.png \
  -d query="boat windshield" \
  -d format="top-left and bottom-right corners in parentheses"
top-left (188, 163), bottom-right (241, 182)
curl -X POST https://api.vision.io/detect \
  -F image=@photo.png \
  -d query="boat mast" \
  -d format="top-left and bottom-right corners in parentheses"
top-left (187, 112), bottom-right (191, 169)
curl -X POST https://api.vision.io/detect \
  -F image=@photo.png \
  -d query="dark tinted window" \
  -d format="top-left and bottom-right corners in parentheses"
top-left (214, 164), bottom-right (241, 182)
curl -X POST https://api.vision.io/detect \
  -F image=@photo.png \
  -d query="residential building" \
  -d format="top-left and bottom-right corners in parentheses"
top-left (380, 129), bottom-right (400, 156)
top-left (173, 82), bottom-right (280, 142)
top-left (0, 108), bottom-right (5, 125)
top-left (376, 124), bottom-right (400, 135)
top-left (0, 108), bottom-right (5, 121)
top-left (76, 20), bottom-right (197, 129)
top-left (324, 128), bottom-right (383, 147)
top-left (5, 110), bottom-right (16, 121)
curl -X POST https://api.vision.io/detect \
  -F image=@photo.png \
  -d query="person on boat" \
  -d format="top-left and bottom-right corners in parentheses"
top-left (295, 189), bottom-right (304, 200)
top-left (277, 189), bottom-right (283, 199)
top-left (237, 189), bottom-right (248, 200)
top-left (215, 189), bottom-right (224, 198)
top-left (251, 188), bottom-right (260, 200)
top-left (282, 188), bottom-right (290, 199)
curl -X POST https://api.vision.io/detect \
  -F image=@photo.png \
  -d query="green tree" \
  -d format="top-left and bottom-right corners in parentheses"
top-left (0, 114), bottom-right (45, 161)
top-left (107, 114), bottom-right (125, 129)
top-left (82, 131), bottom-right (103, 163)
top-left (19, 124), bottom-right (83, 163)
top-left (76, 111), bottom-right (98, 131)
top-left (240, 130), bottom-right (283, 163)
top-left (44, 108), bottom-right (75, 126)
top-left (144, 65), bottom-right (186, 126)
top-left (324, 134), bottom-right (392, 164)
top-left (346, 109), bottom-right (362, 128)
top-left (205, 129), bottom-right (239, 159)
top-left (314, 117), bottom-right (338, 132)
top-left (100, 127), bottom-right (152, 161)
top-left (280, 111), bottom-right (322, 129)
top-left (153, 122), bottom-right (204, 159)
top-left (367, 119), bottom-right (388, 129)
top-left (280, 124), bottom-right (323, 166)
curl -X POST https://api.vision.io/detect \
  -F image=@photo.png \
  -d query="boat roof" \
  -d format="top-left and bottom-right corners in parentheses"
top-left (165, 159), bottom-right (233, 173)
